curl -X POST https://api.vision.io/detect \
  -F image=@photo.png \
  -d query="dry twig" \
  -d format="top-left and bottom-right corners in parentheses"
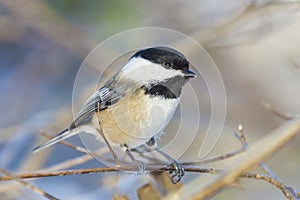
top-left (182, 125), bottom-right (247, 166)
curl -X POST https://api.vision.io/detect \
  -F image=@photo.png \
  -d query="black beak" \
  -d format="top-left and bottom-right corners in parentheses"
top-left (184, 69), bottom-right (196, 79)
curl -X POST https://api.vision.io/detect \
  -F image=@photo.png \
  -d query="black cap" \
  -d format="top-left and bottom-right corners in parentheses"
top-left (132, 46), bottom-right (192, 74)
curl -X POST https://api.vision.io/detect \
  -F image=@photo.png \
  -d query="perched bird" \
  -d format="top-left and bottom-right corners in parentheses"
top-left (34, 46), bottom-right (196, 183)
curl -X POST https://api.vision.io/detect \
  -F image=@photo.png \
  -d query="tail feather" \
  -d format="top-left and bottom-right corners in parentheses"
top-left (33, 129), bottom-right (73, 153)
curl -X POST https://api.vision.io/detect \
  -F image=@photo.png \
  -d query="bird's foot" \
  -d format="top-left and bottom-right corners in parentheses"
top-left (169, 161), bottom-right (185, 184)
top-left (133, 160), bottom-right (147, 175)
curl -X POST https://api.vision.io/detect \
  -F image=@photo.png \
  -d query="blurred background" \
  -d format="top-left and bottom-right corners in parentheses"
top-left (0, 0), bottom-right (300, 199)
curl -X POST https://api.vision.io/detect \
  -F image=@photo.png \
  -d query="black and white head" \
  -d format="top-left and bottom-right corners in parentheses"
top-left (119, 46), bottom-right (196, 99)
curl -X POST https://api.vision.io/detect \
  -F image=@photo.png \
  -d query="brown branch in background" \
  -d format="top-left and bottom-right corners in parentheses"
top-left (262, 101), bottom-right (295, 120)
top-left (0, 169), bottom-right (59, 200)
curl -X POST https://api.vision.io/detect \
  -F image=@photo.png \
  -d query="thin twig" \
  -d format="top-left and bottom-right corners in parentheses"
top-left (0, 169), bottom-right (59, 200)
top-left (0, 165), bottom-right (166, 180)
top-left (238, 125), bottom-right (282, 180)
top-left (182, 125), bottom-right (247, 166)
top-left (240, 172), bottom-right (299, 200)
top-left (181, 147), bottom-right (245, 166)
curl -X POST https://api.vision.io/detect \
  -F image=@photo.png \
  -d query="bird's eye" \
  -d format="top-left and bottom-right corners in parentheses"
top-left (163, 61), bottom-right (172, 68)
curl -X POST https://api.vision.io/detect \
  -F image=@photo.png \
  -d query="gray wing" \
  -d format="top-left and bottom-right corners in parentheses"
top-left (33, 86), bottom-right (121, 153)
top-left (70, 87), bottom-right (121, 129)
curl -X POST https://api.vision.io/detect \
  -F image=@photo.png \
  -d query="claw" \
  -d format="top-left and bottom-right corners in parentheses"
top-left (133, 160), bottom-right (146, 175)
top-left (169, 161), bottom-right (185, 184)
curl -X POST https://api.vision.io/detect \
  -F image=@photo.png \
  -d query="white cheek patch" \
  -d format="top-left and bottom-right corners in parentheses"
top-left (120, 57), bottom-right (183, 84)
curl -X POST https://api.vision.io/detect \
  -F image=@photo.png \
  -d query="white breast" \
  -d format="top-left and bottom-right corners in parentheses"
top-left (140, 96), bottom-right (179, 138)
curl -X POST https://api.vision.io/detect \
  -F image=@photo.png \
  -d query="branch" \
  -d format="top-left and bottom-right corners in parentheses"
top-left (175, 117), bottom-right (300, 200)
top-left (241, 172), bottom-right (299, 199)
top-left (0, 166), bottom-right (213, 181)
top-left (262, 101), bottom-right (295, 120)
top-left (236, 125), bottom-right (278, 178)
top-left (0, 166), bottom-right (298, 199)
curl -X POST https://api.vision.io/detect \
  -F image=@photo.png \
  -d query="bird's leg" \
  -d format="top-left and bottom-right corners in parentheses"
top-left (121, 144), bottom-right (146, 174)
top-left (146, 137), bottom-right (185, 184)
top-left (96, 102), bottom-right (120, 165)
top-left (155, 148), bottom-right (185, 184)
top-left (97, 128), bottom-right (119, 165)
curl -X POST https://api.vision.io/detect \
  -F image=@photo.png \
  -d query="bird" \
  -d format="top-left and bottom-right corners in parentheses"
top-left (33, 46), bottom-right (196, 183)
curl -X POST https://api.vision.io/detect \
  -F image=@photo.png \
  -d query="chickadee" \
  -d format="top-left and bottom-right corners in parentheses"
top-left (34, 46), bottom-right (196, 183)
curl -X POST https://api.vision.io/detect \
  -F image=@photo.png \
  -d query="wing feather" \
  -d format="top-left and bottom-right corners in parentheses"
top-left (70, 87), bottom-right (121, 129)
